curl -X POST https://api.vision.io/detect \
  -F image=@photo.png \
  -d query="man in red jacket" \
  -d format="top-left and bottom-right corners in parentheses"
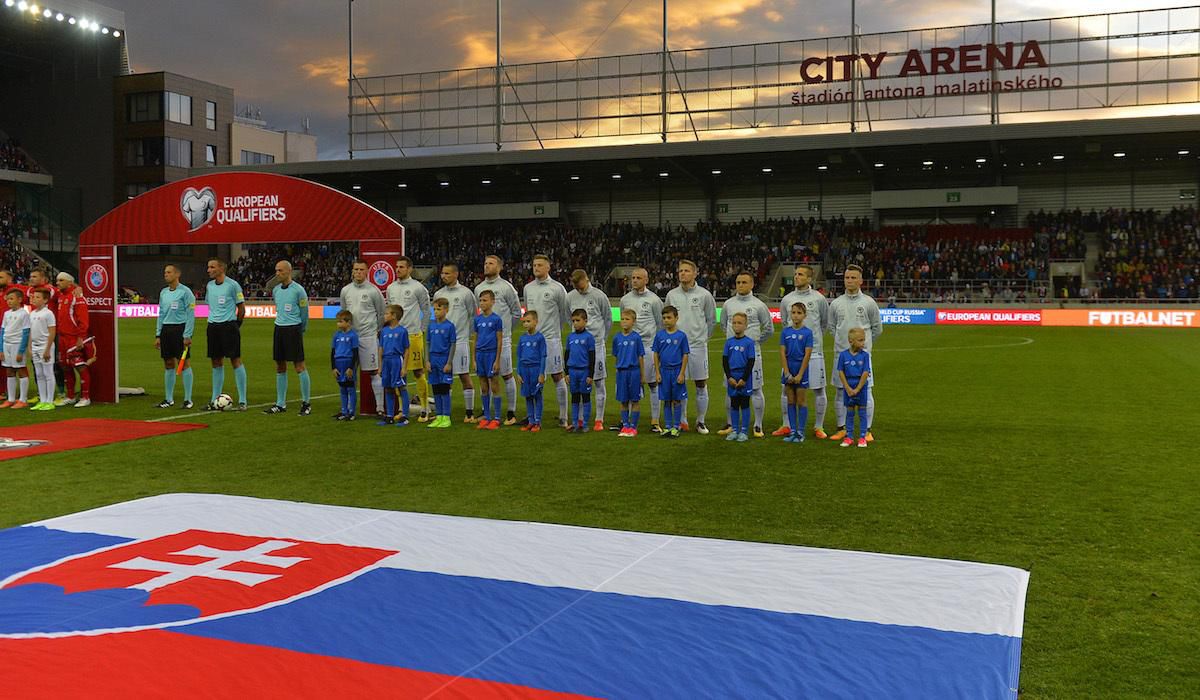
top-left (54, 272), bottom-right (94, 407)
top-left (0, 268), bottom-right (28, 401)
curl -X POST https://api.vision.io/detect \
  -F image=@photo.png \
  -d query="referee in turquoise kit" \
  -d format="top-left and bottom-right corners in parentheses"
top-left (264, 260), bottom-right (312, 415)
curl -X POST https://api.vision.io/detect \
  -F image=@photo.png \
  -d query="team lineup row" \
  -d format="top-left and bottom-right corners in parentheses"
top-left (151, 254), bottom-right (884, 445)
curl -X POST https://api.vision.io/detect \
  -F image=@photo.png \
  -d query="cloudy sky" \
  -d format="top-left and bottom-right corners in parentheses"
top-left (108, 0), bottom-right (1193, 159)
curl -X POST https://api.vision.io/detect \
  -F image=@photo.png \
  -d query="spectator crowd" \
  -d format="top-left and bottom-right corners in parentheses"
top-left (1093, 206), bottom-right (1198, 300)
top-left (1, 203), bottom-right (50, 280)
top-left (0, 138), bottom-right (38, 174)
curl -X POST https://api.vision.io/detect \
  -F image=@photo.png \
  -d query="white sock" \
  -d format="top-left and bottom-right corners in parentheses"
top-left (695, 386), bottom-right (708, 425)
top-left (752, 388), bottom-right (765, 430)
top-left (371, 373), bottom-right (383, 410)
top-left (649, 386), bottom-right (660, 421)
top-left (780, 391), bottom-right (790, 428)
top-left (19, 376), bottom-right (29, 402)
top-left (866, 391), bottom-right (875, 431)
top-left (38, 364), bottom-right (54, 403)
top-left (463, 387), bottom-right (475, 415)
top-left (593, 381), bottom-right (606, 424)
top-left (724, 393), bottom-right (732, 426)
top-left (835, 388), bottom-right (847, 428)
top-left (555, 377), bottom-right (569, 422)
top-left (813, 387), bottom-right (828, 429)
top-left (6, 377), bottom-right (14, 400)
top-left (505, 376), bottom-right (517, 413)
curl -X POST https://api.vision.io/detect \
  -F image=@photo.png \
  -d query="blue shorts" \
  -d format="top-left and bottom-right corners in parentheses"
top-left (334, 359), bottom-right (356, 387)
top-left (518, 367), bottom-right (543, 397)
top-left (381, 356), bottom-right (406, 388)
top-left (726, 374), bottom-right (753, 398)
top-left (615, 367), bottom-right (642, 404)
top-left (476, 349), bottom-right (497, 378)
top-left (782, 362), bottom-right (810, 389)
top-left (568, 367), bottom-right (592, 395)
top-left (658, 366), bottom-right (687, 402)
top-left (428, 353), bottom-right (453, 386)
top-left (843, 385), bottom-right (869, 407)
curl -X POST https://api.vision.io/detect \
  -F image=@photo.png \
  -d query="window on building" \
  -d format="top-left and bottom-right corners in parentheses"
top-left (205, 101), bottom-right (217, 130)
top-left (166, 92), bottom-right (192, 125)
top-left (166, 137), bottom-right (192, 167)
top-left (126, 92), bottom-right (162, 122)
top-left (240, 150), bottom-right (276, 165)
top-left (126, 137), bottom-right (164, 166)
top-left (205, 144), bottom-right (217, 166)
top-left (125, 182), bottom-right (161, 200)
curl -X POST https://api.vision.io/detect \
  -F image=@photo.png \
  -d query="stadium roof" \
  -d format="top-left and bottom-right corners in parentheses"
top-left (204, 114), bottom-right (1198, 198)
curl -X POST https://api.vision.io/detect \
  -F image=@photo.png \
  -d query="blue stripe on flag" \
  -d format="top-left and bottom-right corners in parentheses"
top-left (0, 526), bottom-right (130, 581)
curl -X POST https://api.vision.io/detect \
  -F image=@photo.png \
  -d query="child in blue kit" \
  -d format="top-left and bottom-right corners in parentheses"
top-left (779, 302), bottom-right (814, 444)
top-left (564, 309), bottom-right (595, 432)
top-left (612, 309), bottom-right (645, 437)
top-left (516, 310), bottom-right (547, 432)
top-left (835, 326), bottom-right (872, 448)
top-left (424, 297), bottom-right (456, 429)
top-left (722, 312), bottom-right (756, 442)
top-left (378, 304), bottom-right (410, 426)
top-left (330, 310), bottom-right (359, 421)
top-left (473, 289), bottom-right (505, 429)
top-left (651, 305), bottom-right (690, 438)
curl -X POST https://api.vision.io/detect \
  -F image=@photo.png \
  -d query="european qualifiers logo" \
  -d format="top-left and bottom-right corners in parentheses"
top-left (180, 187), bottom-right (216, 231)
top-left (181, 186), bottom-right (288, 232)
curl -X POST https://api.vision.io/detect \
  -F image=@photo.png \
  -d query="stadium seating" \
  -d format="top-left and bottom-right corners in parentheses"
top-left (0, 203), bottom-right (52, 279)
top-left (1093, 206), bottom-right (1198, 300)
top-left (0, 137), bottom-right (38, 174)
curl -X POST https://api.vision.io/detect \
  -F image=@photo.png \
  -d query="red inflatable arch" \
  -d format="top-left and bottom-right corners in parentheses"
top-left (78, 171), bottom-right (404, 405)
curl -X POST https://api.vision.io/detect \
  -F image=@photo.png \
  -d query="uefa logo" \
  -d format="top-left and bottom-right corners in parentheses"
top-left (180, 186), bottom-right (217, 231)
top-left (84, 264), bottom-right (109, 294)
top-left (369, 261), bottom-right (394, 288)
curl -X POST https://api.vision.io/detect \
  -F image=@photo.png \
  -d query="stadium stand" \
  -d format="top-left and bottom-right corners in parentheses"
top-left (0, 203), bottom-right (51, 279)
top-left (227, 242), bottom-right (359, 299)
top-left (1093, 206), bottom-right (1199, 300)
top-left (0, 137), bottom-right (38, 174)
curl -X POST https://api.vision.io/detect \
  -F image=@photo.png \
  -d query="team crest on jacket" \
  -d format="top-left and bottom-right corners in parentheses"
top-left (0, 529), bottom-right (395, 637)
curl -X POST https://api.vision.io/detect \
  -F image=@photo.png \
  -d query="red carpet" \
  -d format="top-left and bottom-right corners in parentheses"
top-left (0, 419), bottom-right (204, 461)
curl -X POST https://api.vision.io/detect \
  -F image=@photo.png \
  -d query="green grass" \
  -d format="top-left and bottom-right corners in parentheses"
top-left (2, 319), bottom-right (1198, 697)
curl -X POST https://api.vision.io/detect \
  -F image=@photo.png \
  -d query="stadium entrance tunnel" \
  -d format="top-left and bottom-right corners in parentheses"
top-left (78, 172), bottom-right (404, 407)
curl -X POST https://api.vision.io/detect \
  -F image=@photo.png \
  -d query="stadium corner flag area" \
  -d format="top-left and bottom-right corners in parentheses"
top-left (0, 494), bottom-right (1028, 698)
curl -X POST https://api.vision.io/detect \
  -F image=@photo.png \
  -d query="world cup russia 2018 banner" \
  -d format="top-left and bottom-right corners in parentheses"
top-left (0, 494), bottom-right (1030, 698)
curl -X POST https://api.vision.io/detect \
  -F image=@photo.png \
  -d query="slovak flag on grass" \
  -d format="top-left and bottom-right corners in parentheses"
top-left (0, 494), bottom-right (1029, 698)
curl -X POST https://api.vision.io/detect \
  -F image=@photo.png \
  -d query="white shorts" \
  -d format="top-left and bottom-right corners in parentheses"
top-left (592, 339), bottom-right (607, 381)
top-left (641, 339), bottom-right (656, 384)
top-left (32, 353), bottom-right (54, 374)
top-left (498, 344), bottom-right (514, 376)
top-left (807, 354), bottom-right (827, 389)
top-left (545, 337), bottom-right (565, 376)
top-left (451, 339), bottom-right (471, 376)
top-left (685, 341), bottom-right (709, 381)
top-left (2, 342), bottom-right (25, 369)
top-left (831, 362), bottom-right (875, 389)
top-left (358, 334), bottom-right (380, 373)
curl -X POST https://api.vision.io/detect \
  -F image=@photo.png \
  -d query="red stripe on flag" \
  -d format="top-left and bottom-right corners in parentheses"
top-left (0, 630), bottom-right (597, 699)
top-left (0, 419), bottom-right (205, 462)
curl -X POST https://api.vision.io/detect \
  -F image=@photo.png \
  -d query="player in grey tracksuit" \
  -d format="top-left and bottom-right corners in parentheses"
top-left (474, 255), bottom-right (523, 423)
top-left (777, 265), bottom-right (831, 436)
top-left (340, 263), bottom-right (386, 411)
top-left (619, 268), bottom-right (664, 428)
top-left (432, 263), bottom-right (479, 419)
top-left (522, 256), bottom-right (573, 425)
top-left (664, 261), bottom-right (717, 432)
top-left (721, 273), bottom-right (774, 435)
top-left (566, 270), bottom-right (613, 427)
top-left (828, 265), bottom-right (882, 438)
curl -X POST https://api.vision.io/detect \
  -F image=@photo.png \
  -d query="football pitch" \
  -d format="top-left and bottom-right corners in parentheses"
top-left (2, 319), bottom-right (1197, 697)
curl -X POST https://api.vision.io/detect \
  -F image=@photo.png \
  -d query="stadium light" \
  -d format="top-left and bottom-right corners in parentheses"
top-left (29, 4), bottom-right (38, 14)
top-left (611, 174), bottom-right (621, 180)
top-left (711, 169), bottom-right (722, 175)
top-left (658, 171), bottom-right (669, 177)
top-left (569, 175), bottom-right (580, 180)
top-left (351, 184), bottom-right (362, 190)
top-left (1178, 149), bottom-right (1190, 156)
top-left (55, 12), bottom-right (63, 20)
top-left (922, 160), bottom-right (934, 166)
top-left (112, 30), bottom-right (119, 37)
top-left (817, 165), bottom-right (828, 171)
top-left (481, 179), bottom-right (491, 185)
top-left (529, 177), bottom-right (539, 182)
top-left (101, 26), bottom-right (108, 34)
top-left (68, 16), bottom-right (75, 24)
top-left (1052, 154), bottom-right (1065, 160)
top-left (975, 157), bottom-right (987, 163)
top-left (4, 1), bottom-right (14, 9)
top-left (761, 167), bottom-right (773, 173)
top-left (43, 7), bottom-right (51, 17)
top-left (1113, 151), bottom-right (1126, 158)
top-left (396, 183), bottom-right (407, 188)
top-left (17, 1), bottom-right (28, 11)
top-left (439, 181), bottom-right (449, 187)
top-left (89, 22), bottom-right (97, 31)
top-left (873, 162), bottom-right (884, 168)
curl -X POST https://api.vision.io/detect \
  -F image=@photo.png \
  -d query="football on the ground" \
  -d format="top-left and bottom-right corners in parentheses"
top-left (214, 393), bottom-right (234, 410)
